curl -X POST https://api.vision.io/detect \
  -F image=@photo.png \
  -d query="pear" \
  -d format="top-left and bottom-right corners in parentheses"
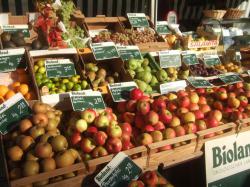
top-left (85, 63), bottom-right (98, 72)
top-left (127, 69), bottom-right (136, 78)
top-left (142, 58), bottom-right (149, 67)
top-left (127, 59), bottom-right (139, 70)
top-left (145, 85), bottom-right (153, 93)
top-left (144, 66), bottom-right (151, 72)
top-left (150, 76), bottom-right (159, 86)
top-left (156, 69), bottom-right (168, 82)
top-left (135, 67), bottom-right (144, 73)
top-left (141, 71), bottom-right (152, 83)
top-left (135, 80), bottom-right (148, 92)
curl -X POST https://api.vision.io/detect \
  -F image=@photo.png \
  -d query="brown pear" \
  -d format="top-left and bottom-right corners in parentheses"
top-left (22, 160), bottom-right (39, 177)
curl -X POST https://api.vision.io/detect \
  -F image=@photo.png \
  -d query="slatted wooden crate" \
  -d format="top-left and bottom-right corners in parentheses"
top-left (236, 118), bottom-right (250, 133)
top-left (195, 122), bottom-right (236, 151)
top-left (147, 134), bottom-right (198, 170)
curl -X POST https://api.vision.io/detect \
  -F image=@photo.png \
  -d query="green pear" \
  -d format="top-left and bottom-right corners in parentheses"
top-left (141, 71), bottom-right (152, 83)
top-left (135, 80), bottom-right (148, 92)
top-left (135, 67), bottom-right (145, 73)
top-left (145, 85), bottom-right (153, 93)
top-left (127, 59), bottom-right (139, 70)
top-left (150, 75), bottom-right (159, 86)
top-left (142, 58), bottom-right (149, 67)
top-left (85, 63), bottom-right (98, 72)
top-left (156, 69), bottom-right (168, 82)
top-left (144, 66), bottom-right (151, 72)
top-left (136, 71), bottom-right (145, 80)
top-left (127, 69), bottom-right (136, 78)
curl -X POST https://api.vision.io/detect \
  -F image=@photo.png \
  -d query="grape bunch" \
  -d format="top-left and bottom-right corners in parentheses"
top-left (190, 63), bottom-right (221, 77)
top-left (92, 31), bottom-right (130, 45)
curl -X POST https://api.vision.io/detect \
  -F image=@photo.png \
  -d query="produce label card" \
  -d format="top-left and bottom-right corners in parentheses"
top-left (45, 59), bottom-right (76, 78)
top-left (204, 55), bottom-right (221, 66)
top-left (0, 24), bottom-right (30, 37)
top-left (91, 42), bottom-right (120, 60)
top-left (0, 93), bottom-right (31, 135)
top-left (156, 21), bottom-right (170, 35)
top-left (70, 90), bottom-right (105, 111)
top-left (182, 52), bottom-right (199, 66)
top-left (117, 46), bottom-right (142, 61)
top-left (187, 77), bottom-right (214, 88)
top-left (159, 50), bottom-right (181, 68)
top-left (205, 130), bottom-right (250, 187)
top-left (127, 13), bottom-right (149, 28)
top-left (95, 152), bottom-right (142, 187)
top-left (160, 80), bottom-right (187, 95)
top-left (235, 51), bottom-right (241, 62)
top-left (108, 82), bottom-right (137, 102)
top-left (219, 73), bottom-right (242, 85)
top-left (0, 48), bottom-right (26, 72)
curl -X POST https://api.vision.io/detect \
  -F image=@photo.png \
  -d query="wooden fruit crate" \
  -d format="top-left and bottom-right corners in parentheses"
top-left (0, 136), bottom-right (88, 187)
top-left (236, 118), bottom-right (250, 133)
top-left (147, 134), bottom-right (198, 170)
top-left (195, 122), bottom-right (236, 151)
top-left (118, 16), bottom-right (170, 52)
top-left (86, 146), bottom-right (148, 174)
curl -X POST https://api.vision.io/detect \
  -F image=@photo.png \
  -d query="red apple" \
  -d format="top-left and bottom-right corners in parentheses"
top-left (184, 123), bottom-right (197, 134)
top-left (154, 121), bottom-right (165, 130)
top-left (80, 138), bottom-right (96, 153)
top-left (206, 118), bottom-right (219, 128)
top-left (94, 131), bottom-right (108, 146)
top-left (146, 111), bottom-right (159, 125)
top-left (137, 101), bottom-right (150, 115)
top-left (126, 100), bottom-right (137, 112)
top-left (196, 88), bottom-right (205, 95)
top-left (174, 126), bottom-right (186, 136)
top-left (168, 101), bottom-right (178, 112)
top-left (70, 131), bottom-right (82, 145)
top-left (130, 88), bottom-right (143, 100)
top-left (80, 109), bottom-right (96, 124)
top-left (138, 133), bottom-right (153, 145)
top-left (91, 146), bottom-right (108, 158)
top-left (194, 110), bottom-right (204, 120)
top-left (189, 103), bottom-right (199, 111)
top-left (122, 141), bottom-right (134, 151)
top-left (144, 125), bottom-right (155, 132)
top-left (152, 99), bottom-right (166, 112)
top-left (238, 95), bottom-right (248, 107)
top-left (235, 88), bottom-right (244, 96)
top-left (121, 133), bottom-right (131, 143)
top-left (208, 110), bottom-right (222, 122)
top-left (177, 90), bottom-right (188, 97)
top-left (178, 96), bottom-right (190, 108)
top-left (200, 104), bottom-right (211, 114)
top-left (231, 111), bottom-right (243, 121)
top-left (159, 109), bottom-right (172, 124)
top-left (198, 96), bottom-right (207, 105)
top-left (196, 120), bottom-right (207, 131)
top-left (216, 88), bottom-right (228, 100)
top-left (75, 119), bottom-right (88, 133)
top-left (107, 124), bottom-right (122, 138)
top-left (189, 92), bottom-right (199, 104)
top-left (94, 115), bottom-right (109, 128)
top-left (150, 130), bottom-right (163, 142)
top-left (117, 102), bottom-right (127, 113)
top-left (122, 112), bottom-right (135, 124)
top-left (182, 112), bottom-right (195, 123)
top-left (106, 138), bottom-right (122, 153)
top-left (86, 126), bottom-right (98, 137)
top-left (169, 116), bottom-right (181, 127)
top-left (228, 97), bottom-right (240, 108)
top-left (213, 101), bottom-right (224, 111)
top-left (162, 128), bottom-right (176, 139)
top-left (135, 114), bottom-right (144, 129)
top-left (128, 180), bottom-right (145, 187)
top-left (141, 171), bottom-right (158, 185)
top-left (176, 107), bottom-right (189, 117)
top-left (120, 122), bottom-right (132, 135)
top-left (228, 92), bottom-right (236, 98)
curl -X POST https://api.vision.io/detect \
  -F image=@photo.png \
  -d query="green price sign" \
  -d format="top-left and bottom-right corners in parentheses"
top-left (0, 48), bottom-right (26, 72)
top-left (1, 25), bottom-right (30, 37)
top-left (117, 46), bottom-right (142, 61)
top-left (70, 91), bottom-right (106, 111)
top-left (0, 93), bottom-right (32, 135)
top-left (204, 55), bottom-right (221, 66)
top-left (127, 13), bottom-right (149, 28)
top-left (95, 152), bottom-right (142, 187)
top-left (219, 74), bottom-right (242, 85)
top-left (45, 59), bottom-right (76, 78)
top-left (159, 50), bottom-right (181, 68)
top-left (91, 42), bottom-right (120, 60)
top-left (108, 82), bottom-right (137, 102)
top-left (187, 77), bottom-right (214, 88)
top-left (156, 21), bottom-right (170, 35)
top-left (182, 53), bottom-right (199, 66)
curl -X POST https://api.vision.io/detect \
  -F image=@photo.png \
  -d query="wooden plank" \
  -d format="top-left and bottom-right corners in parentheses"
top-left (196, 123), bottom-right (236, 137)
top-left (45, 174), bottom-right (85, 187)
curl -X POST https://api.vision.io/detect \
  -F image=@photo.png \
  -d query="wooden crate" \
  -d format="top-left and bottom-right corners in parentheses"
top-left (0, 135), bottom-right (88, 187)
top-left (236, 118), bottom-right (250, 133)
top-left (118, 16), bottom-right (170, 52)
top-left (86, 146), bottom-right (148, 174)
top-left (147, 134), bottom-right (198, 170)
top-left (196, 122), bottom-right (236, 151)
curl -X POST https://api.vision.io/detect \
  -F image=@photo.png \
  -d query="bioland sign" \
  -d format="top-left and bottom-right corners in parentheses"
top-left (205, 131), bottom-right (250, 187)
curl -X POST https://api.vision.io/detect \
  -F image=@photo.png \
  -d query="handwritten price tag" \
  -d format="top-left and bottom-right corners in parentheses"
top-left (91, 42), bottom-right (120, 60)
top-left (219, 73), bottom-right (242, 85)
top-left (187, 77), bottom-right (214, 88)
top-left (127, 13), bottom-right (149, 28)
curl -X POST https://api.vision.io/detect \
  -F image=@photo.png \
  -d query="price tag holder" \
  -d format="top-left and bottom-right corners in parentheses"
top-left (0, 93), bottom-right (31, 135)
top-left (159, 50), bottom-right (181, 68)
top-left (108, 82), bottom-right (137, 102)
top-left (203, 55), bottom-right (221, 66)
top-left (117, 46), bottom-right (142, 61)
top-left (156, 21), bottom-right (170, 35)
top-left (45, 59), bottom-right (76, 78)
top-left (91, 42), bottom-right (120, 61)
top-left (95, 152), bottom-right (142, 187)
top-left (235, 51), bottom-right (241, 62)
top-left (0, 48), bottom-right (25, 72)
top-left (219, 73), bottom-right (243, 85)
top-left (160, 80), bottom-right (187, 95)
top-left (182, 52), bottom-right (199, 66)
top-left (187, 77), bottom-right (214, 88)
top-left (70, 91), bottom-right (106, 111)
top-left (0, 25), bottom-right (30, 37)
top-left (127, 13), bottom-right (149, 28)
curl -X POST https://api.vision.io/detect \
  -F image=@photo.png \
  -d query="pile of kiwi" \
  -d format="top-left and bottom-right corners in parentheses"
top-left (1, 31), bottom-right (26, 48)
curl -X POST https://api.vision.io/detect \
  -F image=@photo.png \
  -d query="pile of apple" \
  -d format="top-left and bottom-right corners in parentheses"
top-left (128, 170), bottom-right (174, 187)
top-left (4, 102), bottom-right (80, 185)
top-left (67, 108), bottom-right (135, 160)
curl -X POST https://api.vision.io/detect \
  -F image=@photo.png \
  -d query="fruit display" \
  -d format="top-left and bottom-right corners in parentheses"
top-left (84, 62), bottom-right (123, 89)
top-left (189, 62), bottom-right (221, 77)
top-left (67, 108), bottom-right (135, 160)
top-left (214, 62), bottom-right (243, 73)
top-left (1, 31), bottom-right (27, 49)
top-left (126, 58), bottom-right (190, 93)
top-left (124, 28), bottom-right (159, 44)
top-left (92, 30), bottom-right (130, 45)
top-left (3, 102), bottom-right (80, 184)
top-left (128, 170), bottom-right (174, 187)
top-left (34, 59), bottom-right (90, 95)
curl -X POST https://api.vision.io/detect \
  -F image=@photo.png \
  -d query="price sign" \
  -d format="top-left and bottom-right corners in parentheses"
top-left (204, 55), bottom-right (221, 66)
top-left (156, 21), bottom-right (170, 35)
top-left (95, 152), bottom-right (142, 187)
top-left (187, 77), bottom-right (214, 88)
top-left (182, 53), bottom-right (199, 66)
top-left (0, 25), bottom-right (30, 37)
top-left (0, 93), bottom-right (31, 135)
top-left (117, 46), bottom-right (142, 61)
top-left (91, 42), bottom-right (120, 61)
top-left (70, 91), bottom-right (105, 111)
top-left (159, 50), bottom-right (181, 68)
top-left (127, 13), bottom-right (149, 28)
top-left (0, 48), bottom-right (25, 72)
top-left (235, 52), bottom-right (241, 62)
top-left (160, 80), bottom-right (187, 95)
top-left (219, 73), bottom-right (242, 85)
top-left (108, 82), bottom-right (137, 102)
top-left (45, 59), bottom-right (76, 78)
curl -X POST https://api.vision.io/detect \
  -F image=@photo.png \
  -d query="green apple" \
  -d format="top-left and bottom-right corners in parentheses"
top-left (34, 65), bottom-right (39, 72)
top-left (81, 80), bottom-right (88, 89)
top-left (66, 82), bottom-right (74, 90)
top-left (38, 67), bottom-right (46, 74)
top-left (73, 84), bottom-right (82, 91)
top-left (37, 60), bottom-right (45, 67)
top-left (62, 79), bottom-right (69, 84)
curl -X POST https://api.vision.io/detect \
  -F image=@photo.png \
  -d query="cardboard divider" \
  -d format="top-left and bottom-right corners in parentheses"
top-left (195, 122), bottom-right (236, 151)
top-left (147, 134), bottom-right (198, 170)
